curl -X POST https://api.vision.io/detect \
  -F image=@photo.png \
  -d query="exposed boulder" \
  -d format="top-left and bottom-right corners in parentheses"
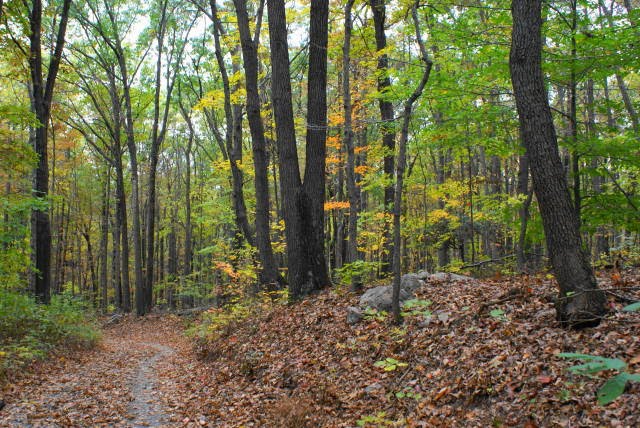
top-left (359, 285), bottom-right (413, 312)
top-left (346, 306), bottom-right (364, 325)
top-left (416, 270), bottom-right (430, 280)
top-left (428, 272), bottom-right (477, 283)
top-left (401, 273), bottom-right (426, 292)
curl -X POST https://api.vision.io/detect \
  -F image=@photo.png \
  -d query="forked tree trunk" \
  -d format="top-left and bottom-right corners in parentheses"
top-left (266, 0), bottom-right (330, 299)
top-left (509, 0), bottom-right (606, 328)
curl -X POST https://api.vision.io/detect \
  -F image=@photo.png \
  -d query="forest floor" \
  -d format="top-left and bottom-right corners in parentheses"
top-left (0, 270), bottom-right (639, 427)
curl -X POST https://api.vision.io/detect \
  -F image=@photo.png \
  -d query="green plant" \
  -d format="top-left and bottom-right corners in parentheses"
top-left (489, 308), bottom-right (507, 321)
top-left (558, 353), bottom-right (640, 405)
top-left (374, 357), bottom-right (408, 372)
top-left (393, 387), bottom-right (422, 400)
top-left (334, 260), bottom-right (379, 289)
top-left (622, 301), bottom-right (640, 312)
top-left (357, 411), bottom-right (403, 427)
top-left (362, 307), bottom-right (387, 322)
top-left (0, 290), bottom-right (100, 382)
top-left (401, 299), bottom-right (432, 317)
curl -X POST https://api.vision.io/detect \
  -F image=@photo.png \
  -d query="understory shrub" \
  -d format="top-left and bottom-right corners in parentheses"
top-left (0, 290), bottom-right (101, 382)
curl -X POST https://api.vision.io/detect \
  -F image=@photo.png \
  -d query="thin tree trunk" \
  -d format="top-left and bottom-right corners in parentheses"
top-left (391, 4), bottom-right (432, 324)
top-left (99, 168), bottom-right (110, 311)
top-left (343, 0), bottom-right (361, 291)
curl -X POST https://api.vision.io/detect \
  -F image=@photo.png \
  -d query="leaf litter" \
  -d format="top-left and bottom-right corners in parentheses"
top-left (0, 269), bottom-right (638, 427)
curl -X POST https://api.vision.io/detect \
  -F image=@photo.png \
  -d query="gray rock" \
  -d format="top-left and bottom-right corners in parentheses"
top-left (359, 285), bottom-right (413, 312)
top-left (401, 273), bottom-right (425, 292)
top-left (346, 306), bottom-right (363, 325)
top-left (416, 270), bottom-right (430, 280)
top-left (364, 382), bottom-right (384, 395)
top-left (428, 272), bottom-right (476, 283)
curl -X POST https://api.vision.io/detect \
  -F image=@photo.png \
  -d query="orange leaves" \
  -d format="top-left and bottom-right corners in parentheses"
top-left (324, 201), bottom-right (351, 211)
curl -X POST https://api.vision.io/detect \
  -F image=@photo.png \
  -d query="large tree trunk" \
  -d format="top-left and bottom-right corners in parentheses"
top-left (300, 0), bottom-right (331, 290)
top-left (233, 0), bottom-right (280, 288)
top-left (509, 0), bottom-right (606, 328)
top-left (266, 0), bottom-right (309, 298)
top-left (28, 0), bottom-right (72, 303)
top-left (369, 0), bottom-right (395, 274)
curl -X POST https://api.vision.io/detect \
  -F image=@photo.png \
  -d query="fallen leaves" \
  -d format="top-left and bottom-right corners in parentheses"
top-left (1, 269), bottom-right (639, 427)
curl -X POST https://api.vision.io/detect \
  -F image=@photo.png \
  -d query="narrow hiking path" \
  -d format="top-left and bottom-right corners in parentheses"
top-left (0, 315), bottom-right (195, 427)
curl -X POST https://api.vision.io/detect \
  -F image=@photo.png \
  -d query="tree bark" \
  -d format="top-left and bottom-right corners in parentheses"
top-left (369, 0), bottom-right (395, 274)
top-left (342, 0), bottom-right (362, 291)
top-left (509, 0), bottom-right (606, 328)
top-left (28, 0), bottom-right (72, 304)
top-left (233, 0), bottom-right (280, 288)
top-left (300, 0), bottom-right (331, 290)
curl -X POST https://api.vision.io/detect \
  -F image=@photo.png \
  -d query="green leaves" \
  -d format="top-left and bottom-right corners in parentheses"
top-left (401, 299), bottom-right (432, 317)
top-left (622, 302), bottom-right (640, 312)
top-left (374, 357), bottom-right (408, 372)
top-left (558, 353), bottom-right (627, 375)
top-left (597, 372), bottom-right (640, 405)
top-left (558, 353), bottom-right (640, 405)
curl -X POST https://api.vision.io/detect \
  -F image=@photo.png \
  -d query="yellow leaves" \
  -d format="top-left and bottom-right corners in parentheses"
top-left (214, 261), bottom-right (239, 280)
top-left (326, 135), bottom-right (341, 150)
top-left (194, 89), bottom-right (224, 111)
top-left (428, 209), bottom-right (454, 223)
top-left (354, 165), bottom-right (370, 175)
top-left (326, 155), bottom-right (342, 166)
top-left (324, 201), bottom-right (350, 211)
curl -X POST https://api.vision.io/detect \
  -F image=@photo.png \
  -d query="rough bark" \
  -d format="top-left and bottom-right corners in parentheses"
top-left (369, 0), bottom-right (395, 274)
top-left (510, 0), bottom-right (606, 328)
top-left (28, 0), bottom-right (72, 303)
top-left (301, 0), bottom-right (331, 290)
top-left (233, 0), bottom-right (280, 288)
top-left (342, 0), bottom-right (362, 291)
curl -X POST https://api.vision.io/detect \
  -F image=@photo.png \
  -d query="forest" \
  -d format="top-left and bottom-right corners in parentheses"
top-left (0, 0), bottom-right (639, 426)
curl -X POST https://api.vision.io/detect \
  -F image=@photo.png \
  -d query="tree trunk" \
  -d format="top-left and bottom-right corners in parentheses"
top-left (510, 0), bottom-right (606, 328)
top-left (28, 0), bottom-right (72, 303)
top-left (369, 0), bottom-right (395, 274)
top-left (300, 0), bottom-right (331, 290)
top-left (233, 0), bottom-right (280, 288)
top-left (343, 0), bottom-right (362, 291)
top-left (99, 169), bottom-right (110, 310)
top-left (391, 4), bottom-right (432, 324)
top-left (209, 0), bottom-right (254, 248)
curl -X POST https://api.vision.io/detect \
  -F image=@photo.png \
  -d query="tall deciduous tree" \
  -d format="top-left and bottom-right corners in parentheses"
top-left (266, 0), bottom-right (330, 299)
top-left (233, 0), bottom-right (280, 289)
top-left (369, 0), bottom-right (395, 274)
top-left (28, 0), bottom-right (72, 303)
top-left (509, 0), bottom-right (606, 328)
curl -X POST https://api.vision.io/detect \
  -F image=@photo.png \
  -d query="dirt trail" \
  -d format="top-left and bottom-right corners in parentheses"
top-left (0, 315), bottom-right (193, 427)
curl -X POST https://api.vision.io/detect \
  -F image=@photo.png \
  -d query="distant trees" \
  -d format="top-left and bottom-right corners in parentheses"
top-left (1, 0), bottom-right (638, 328)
